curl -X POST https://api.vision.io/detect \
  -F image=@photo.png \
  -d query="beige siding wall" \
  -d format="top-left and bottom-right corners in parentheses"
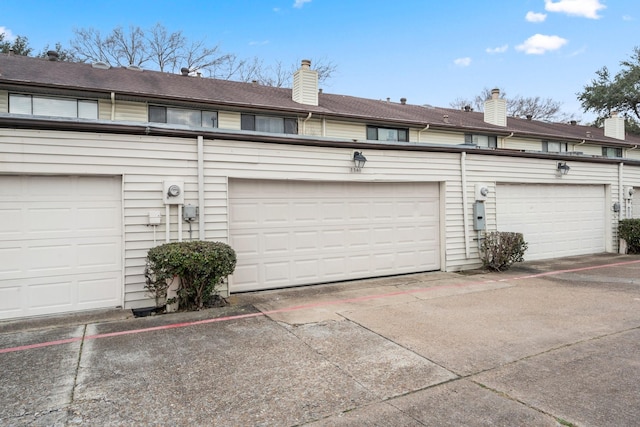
top-left (628, 149), bottom-right (640, 160)
top-left (219, 111), bottom-right (241, 130)
top-left (325, 120), bottom-right (365, 140)
top-left (3, 127), bottom-right (640, 307)
top-left (578, 144), bottom-right (603, 156)
top-left (412, 129), bottom-right (462, 145)
top-left (503, 137), bottom-right (541, 151)
top-left (301, 118), bottom-right (323, 137)
top-left (98, 99), bottom-right (113, 120)
top-left (115, 101), bottom-right (147, 122)
top-left (0, 90), bottom-right (7, 113)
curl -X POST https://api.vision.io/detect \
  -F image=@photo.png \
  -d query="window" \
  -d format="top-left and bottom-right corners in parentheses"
top-left (9, 94), bottom-right (98, 119)
top-left (602, 147), bottom-right (623, 158)
top-left (464, 133), bottom-right (497, 148)
top-left (149, 106), bottom-right (217, 128)
top-left (366, 126), bottom-right (409, 142)
top-left (241, 114), bottom-right (298, 134)
top-left (542, 141), bottom-right (568, 152)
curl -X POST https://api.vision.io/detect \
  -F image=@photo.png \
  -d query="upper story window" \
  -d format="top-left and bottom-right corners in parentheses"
top-left (149, 106), bottom-right (217, 128)
top-left (464, 133), bottom-right (497, 148)
top-left (542, 141), bottom-right (568, 152)
top-left (9, 94), bottom-right (98, 119)
top-left (241, 114), bottom-right (298, 134)
top-left (602, 147), bottom-right (623, 158)
top-left (367, 126), bottom-right (408, 142)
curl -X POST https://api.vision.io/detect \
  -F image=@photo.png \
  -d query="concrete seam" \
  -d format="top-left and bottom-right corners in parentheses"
top-left (69, 324), bottom-right (87, 403)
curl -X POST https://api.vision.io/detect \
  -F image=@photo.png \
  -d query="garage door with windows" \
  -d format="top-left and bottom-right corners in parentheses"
top-left (229, 179), bottom-right (440, 292)
top-left (0, 176), bottom-right (122, 320)
top-left (496, 184), bottom-right (606, 261)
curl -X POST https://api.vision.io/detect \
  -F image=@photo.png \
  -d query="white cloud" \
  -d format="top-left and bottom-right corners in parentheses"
top-left (293, 0), bottom-right (312, 8)
top-left (0, 26), bottom-right (14, 40)
top-left (454, 57), bottom-right (472, 67)
top-left (622, 15), bottom-right (634, 21)
top-left (515, 34), bottom-right (568, 54)
top-left (526, 11), bottom-right (547, 22)
top-left (544, 0), bottom-right (606, 19)
top-left (486, 44), bottom-right (509, 54)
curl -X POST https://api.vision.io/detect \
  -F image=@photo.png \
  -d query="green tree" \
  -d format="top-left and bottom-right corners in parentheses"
top-left (578, 46), bottom-right (640, 134)
top-left (0, 33), bottom-right (33, 56)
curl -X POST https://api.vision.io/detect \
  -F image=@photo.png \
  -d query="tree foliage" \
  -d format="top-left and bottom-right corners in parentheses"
top-left (451, 87), bottom-right (575, 122)
top-left (69, 23), bottom-right (337, 87)
top-left (0, 33), bottom-right (33, 56)
top-left (578, 46), bottom-right (640, 134)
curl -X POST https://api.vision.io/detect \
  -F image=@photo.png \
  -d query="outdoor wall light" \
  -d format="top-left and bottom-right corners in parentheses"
top-left (557, 161), bottom-right (570, 176)
top-left (353, 151), bottom-right (367, 170)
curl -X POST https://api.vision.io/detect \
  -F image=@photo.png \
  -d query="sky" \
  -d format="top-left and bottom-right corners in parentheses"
top-left (1, 0), bottom-right (638, 122)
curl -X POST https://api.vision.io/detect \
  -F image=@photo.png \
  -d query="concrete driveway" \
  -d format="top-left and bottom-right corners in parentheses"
top-left (1, 253), bottom-right (639, 426)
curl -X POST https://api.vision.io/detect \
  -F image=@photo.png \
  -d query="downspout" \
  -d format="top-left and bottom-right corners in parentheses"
top-left (501, 132), bottom-right (514, 148)
top-left (461, 152), bottom-right (471, 258)
top-left (417, 124), bottom-right (430, 143)
top-left (302, 112), bottom-right (312, 135)
top-left (619, 162), bottom-right (624, 219)
top-left (197, 135), bottom-right (205, 240)
top-left (110, 92), bottom-right (116, 121)
top-left (321, 117), bottom-right (326, 137)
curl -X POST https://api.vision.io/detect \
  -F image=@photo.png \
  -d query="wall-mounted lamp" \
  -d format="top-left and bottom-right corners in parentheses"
top-left (556, 161), bottom-right (570, 176)
top-left (353, 151), bottom-right (367, 171)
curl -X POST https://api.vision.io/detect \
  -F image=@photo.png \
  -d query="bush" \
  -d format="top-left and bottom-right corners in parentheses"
top-left (618, 219), bottom-right (640, 254)
top-left (146, 241), bottom-right (237, 310)
top-left (480, 231), bottom-right (528, 271)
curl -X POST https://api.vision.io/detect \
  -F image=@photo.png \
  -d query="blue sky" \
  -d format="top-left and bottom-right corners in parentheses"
top-left (1, 0), bottom-right (638, 121)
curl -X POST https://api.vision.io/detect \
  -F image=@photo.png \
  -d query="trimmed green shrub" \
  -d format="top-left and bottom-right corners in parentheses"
top-left (146, 241), bottom-right (237, 310)
top-left (618, 219), bottom-right (640, 254)
top-left (480, 231), bottom-right (528, 271)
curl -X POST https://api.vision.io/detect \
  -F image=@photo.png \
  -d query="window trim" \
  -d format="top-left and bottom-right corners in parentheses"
top-left (602, 146), bottom-right (623, 158)
top-left (9, 93), bottom-right (98, 119)
top-left (542, 140), bottom-right (568, 153)
top-left (464, 133), bottom-right (497, 148)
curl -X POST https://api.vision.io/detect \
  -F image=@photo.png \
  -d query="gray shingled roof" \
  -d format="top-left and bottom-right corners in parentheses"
top-left (1, 53), bottom-right (639, 147)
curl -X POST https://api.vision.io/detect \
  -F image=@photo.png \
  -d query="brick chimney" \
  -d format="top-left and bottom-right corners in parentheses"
top-left (604, 111), bottom-right (625, 140)
top-left (292, 59), bottom-right (318, 106)
top-left (484, 88), bottom-right (507, 127)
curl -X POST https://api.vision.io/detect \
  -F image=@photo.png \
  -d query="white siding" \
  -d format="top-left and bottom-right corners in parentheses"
top-left (2, 127), bottom-right (639, 312)
top-left (0, 90), bottom-right (8, 113)
top-left (578, 144), bottom-right (603, 156)
top-left (627, 149), bottom-right (640, 161)
top-left (98, 99), bottom-right (112, 120)
top-left (219, 111), bottom-right (241, 130)
top-left (412, 129), bottom-right (461, 145)
top-left (302, 118), bottom-right (323, 137)
top-left (503, 137), bottom-right (541, 151)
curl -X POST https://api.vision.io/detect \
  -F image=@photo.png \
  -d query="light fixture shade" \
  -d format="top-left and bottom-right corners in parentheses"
top-left (353, 151), bottom-right (367, 169)
top-left (557, 161), bottom-right (570, 175)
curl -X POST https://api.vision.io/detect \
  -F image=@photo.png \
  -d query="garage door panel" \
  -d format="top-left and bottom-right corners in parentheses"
top-left (0, 176), bottom-right (122, 320)
top-left (229, 180), bottom-right (440, 292)
top-left (497, 184), bottom-right (605, 261)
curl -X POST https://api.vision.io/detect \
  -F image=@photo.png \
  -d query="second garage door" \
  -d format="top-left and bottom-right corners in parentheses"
top-left (229, 180), bottom-right (440, 292)
top-left (496, 184), bottom-right (606, 261)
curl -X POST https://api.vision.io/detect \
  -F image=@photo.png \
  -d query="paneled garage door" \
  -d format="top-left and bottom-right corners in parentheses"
top-left (496, 184), bottom-right (606, 261)
top-left (0, 176), bottom-right (122, 320)
top-left (229, 180), bottom-right (440, 292)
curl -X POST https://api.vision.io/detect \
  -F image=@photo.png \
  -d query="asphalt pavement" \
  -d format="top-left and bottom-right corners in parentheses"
top-left (1, 253), bottom-right (639, 426)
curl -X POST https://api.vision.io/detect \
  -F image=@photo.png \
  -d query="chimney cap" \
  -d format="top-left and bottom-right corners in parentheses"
top-left (491, 88), bottom-right (500, 99)
top-left (526, 114), bottom-right (533, 120)
top-left (180, 67), bottom-right (190, 76)
top-left (400, 97), bottom-right (407, 105)
top-left (301, 59), bottom-right (311, 68)
top-left (46, 50), bottom-right (59, 61)
top-left (570, 120), bottom-right (577, 126)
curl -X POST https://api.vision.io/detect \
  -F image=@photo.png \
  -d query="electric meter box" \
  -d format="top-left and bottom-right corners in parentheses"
top-left (163, 180), bottom-right (184, 204)
top-left (473, 201), bottom-right (486, 230)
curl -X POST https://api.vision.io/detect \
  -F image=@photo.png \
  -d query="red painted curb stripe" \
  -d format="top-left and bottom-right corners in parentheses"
top-left (1, 258), bottom-right (638, 355)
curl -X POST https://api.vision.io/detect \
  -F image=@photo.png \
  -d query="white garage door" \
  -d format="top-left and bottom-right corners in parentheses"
top-left (229, 180), bottom-right (440, 292)
top-left (0, 176), bottom-right (122, 320)
top-left (496, 184), bottom-right (606, 261)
